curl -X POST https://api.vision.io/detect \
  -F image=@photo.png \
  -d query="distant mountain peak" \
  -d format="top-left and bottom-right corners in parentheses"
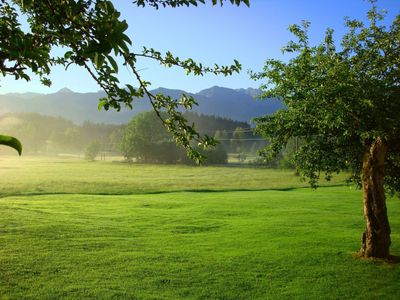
top-left (235, 87), bottom-right (262, 98)
top-left (151, 87), bottom-right (188, 98)
top-left (197, 86), bottom-right (237, 98)
top-left (0, 86), bottom-right (282, 124)
top-left (57, 87), bottom-right (74, 93)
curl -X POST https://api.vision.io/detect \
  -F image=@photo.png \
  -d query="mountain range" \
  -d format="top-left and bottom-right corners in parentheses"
top-left (0, 86), bottom-right (282, 124)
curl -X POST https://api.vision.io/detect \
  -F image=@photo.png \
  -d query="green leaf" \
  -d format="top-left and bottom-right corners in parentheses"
top-left (98, 98), bottom-right (109, 111)
top-left (107, 55), bottom-right (119, 73)
top-left (122, 34), bottom-right (132, 45)
top-left (21, 73), bottom-right (30, 81)
top-left (117, 39), bottom-right (130, 54)
top-left (94, 52), bottom-right (105, 69)
top-left (0, 135), bottom-right (22, 155)
top-left (64, 51), bottom-right (73, 59)
top-left (119, 20), bottom-right (129, 32)
top-left (126, 84), bottom-right (136, 95)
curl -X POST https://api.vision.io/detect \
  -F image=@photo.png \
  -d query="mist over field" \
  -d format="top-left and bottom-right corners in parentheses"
top-left (0, 83), bottom-right (285, 166)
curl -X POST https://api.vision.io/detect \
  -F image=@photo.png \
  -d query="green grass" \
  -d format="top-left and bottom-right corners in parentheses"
top-left (0, 156), bottom-right (347, 196)
top-left (0, 156), bottom-right (399, 299)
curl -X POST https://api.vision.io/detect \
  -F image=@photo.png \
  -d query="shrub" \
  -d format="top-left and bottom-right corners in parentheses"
top-left (84, 140), bottom-right (100, 161)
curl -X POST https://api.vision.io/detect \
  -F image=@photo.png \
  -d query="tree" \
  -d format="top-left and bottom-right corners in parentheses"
top-left (0, 0), bottom-right (248, 162)
top-left (120, 111), bottom-right (182, 163)
top-left (85, 140), bottom-right (101, 161)
top-left (121, 111), bottom-right (228, 164)
top-left (232, 126), bottom-right (246, 152)
top-left (252, 4), bottom-right (399, 259)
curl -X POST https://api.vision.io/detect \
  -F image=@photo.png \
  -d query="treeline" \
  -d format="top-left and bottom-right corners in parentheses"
top-left (185, 112), bottom-right (267, 154)
top-left (0, 113), bottom-right (120, 155)
top-left (0, 112), bottom-right (300, 167)
top-left (0, 112), bottom-right (269, 165)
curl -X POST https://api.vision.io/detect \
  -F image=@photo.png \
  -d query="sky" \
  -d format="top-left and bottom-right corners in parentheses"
top-left (0, 0), bottom-right (398, 94)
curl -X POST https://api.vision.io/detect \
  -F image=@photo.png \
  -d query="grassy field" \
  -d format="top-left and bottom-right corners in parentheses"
top-left (0, 156), bottom-right (347, 196)
top-left (0, 156), bottom-right (399, 299)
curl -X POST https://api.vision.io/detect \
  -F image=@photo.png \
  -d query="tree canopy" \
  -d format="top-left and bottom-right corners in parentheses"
top-left (120, 111), bottom-right (178, 163)
top-left (252, 4), bottom-right (399, 258)
top-left (0, 0), bottom-right (249, 160)
top-left (120, 111), bottom-right (228, 164)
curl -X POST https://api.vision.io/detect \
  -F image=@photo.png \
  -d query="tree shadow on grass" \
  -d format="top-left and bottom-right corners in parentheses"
top-left (0, 184), bottom-right (349, 199)
top-left (177, 183), bottom-right (347, 194)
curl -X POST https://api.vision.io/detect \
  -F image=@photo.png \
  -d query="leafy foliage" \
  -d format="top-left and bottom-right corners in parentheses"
top-left (0, 0), bottom-right (249, 162)
top-left (85, 140), bottom-right (101, 161)
top-left (252, 5), bottom-right (400, 190)
top-left (134, 0), bottom-right (250, 9)
top-left (120, 111), bottom-right (178, 162)
top-left (120, 111), bottom-right (228, 164)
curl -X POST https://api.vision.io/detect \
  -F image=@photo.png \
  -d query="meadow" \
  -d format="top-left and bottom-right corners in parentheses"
top-left (0, 156), bottom-right (399, 299)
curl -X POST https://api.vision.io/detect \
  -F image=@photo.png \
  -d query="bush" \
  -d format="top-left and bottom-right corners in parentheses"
top-left (205, 145), bottom-right (228, 165)
top-left (84, 140), bottom-right (100, 161)
top-left (182, 144), bottom-right (228, 165)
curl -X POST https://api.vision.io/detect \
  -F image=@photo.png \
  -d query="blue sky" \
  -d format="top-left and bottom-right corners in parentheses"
top-left (0, 0), bottom-right (398, 94)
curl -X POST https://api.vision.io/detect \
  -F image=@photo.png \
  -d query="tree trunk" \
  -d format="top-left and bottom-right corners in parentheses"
top-left (360, 138), bottom-right (391, 258)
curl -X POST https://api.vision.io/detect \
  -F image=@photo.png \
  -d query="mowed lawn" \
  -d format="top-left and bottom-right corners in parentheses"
top-left (0, 156), bottom-right (399, 299)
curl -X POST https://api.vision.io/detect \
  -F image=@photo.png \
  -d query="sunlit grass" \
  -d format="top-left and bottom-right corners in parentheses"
top-left (0, 156), bottom-right (399, 299)
top-left (0, 155), bottom-right (347, 197)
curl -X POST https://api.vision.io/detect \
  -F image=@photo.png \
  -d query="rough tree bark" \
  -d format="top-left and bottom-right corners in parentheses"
top-left (360, 138), bottom-right (391, 258)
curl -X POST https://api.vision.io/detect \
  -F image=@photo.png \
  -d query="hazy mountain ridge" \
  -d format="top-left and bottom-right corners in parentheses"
top-left (0, 86), bottom-right (282, 124)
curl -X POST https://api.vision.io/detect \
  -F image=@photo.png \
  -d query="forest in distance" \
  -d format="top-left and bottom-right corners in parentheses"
top-left (0, 111), bottom-right (281, 165)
